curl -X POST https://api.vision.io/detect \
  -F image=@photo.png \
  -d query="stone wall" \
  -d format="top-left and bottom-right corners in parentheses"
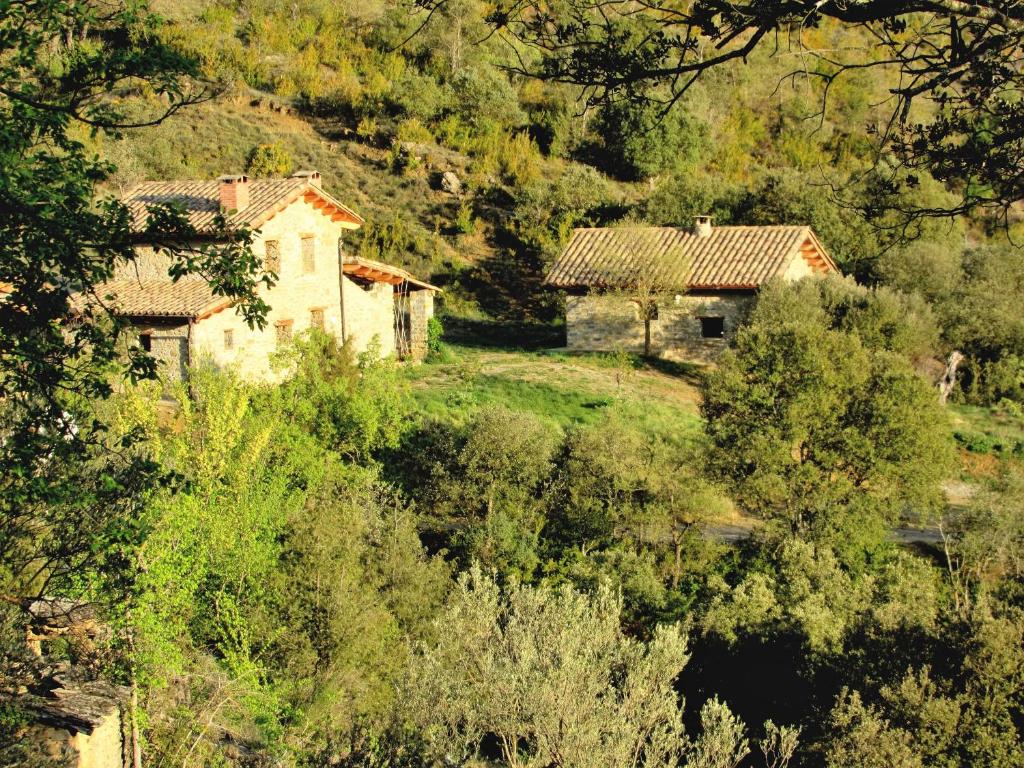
top-left (340, 276), bottom-right (397, 358)
top-left (189, 197), bottom-right (353, 381)
top-left (565, 291), bottom-right (756, 363)
top-left (126, 198), bottom-right (411, 382)
top-left (405, 290), bottom-right (434, 361)
top-left (131, 320), bottom-right (189, 382)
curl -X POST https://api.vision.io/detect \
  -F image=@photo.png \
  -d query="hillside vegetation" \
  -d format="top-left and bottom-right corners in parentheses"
top-left (89, 0), bottom-right (1024, 407)
top-left (4, 4), bottom-right (1024, 768)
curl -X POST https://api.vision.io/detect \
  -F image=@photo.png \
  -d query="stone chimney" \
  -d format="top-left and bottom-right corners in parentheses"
top-left (218, 174), bottom-right (249, 213)
top-left (693, 215), bottom-right (713, 238)
top-left (291, 169), bottom-right (321, 188)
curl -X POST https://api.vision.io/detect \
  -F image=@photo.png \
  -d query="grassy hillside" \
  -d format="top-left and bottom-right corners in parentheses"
top-left (399, 346), bottom-right (702, 435)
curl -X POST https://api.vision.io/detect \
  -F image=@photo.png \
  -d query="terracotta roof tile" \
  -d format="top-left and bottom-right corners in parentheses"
top-left (342, 256), bottom-right (441, 292)
top-left (545, 225), bottom-right (836, 290)
top-left (94, 279), bottom-right (230, 319)
top-left (122, 177), bottom-right (363, 235)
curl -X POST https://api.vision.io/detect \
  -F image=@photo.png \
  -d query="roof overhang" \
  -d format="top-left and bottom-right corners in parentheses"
top-left (343, 257), bottom-right (440, 292)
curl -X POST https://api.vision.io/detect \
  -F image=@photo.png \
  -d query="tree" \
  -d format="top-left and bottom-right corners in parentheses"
top-left (594, 98), bottom-right (706, 181)
top-left (701, 279), bottom-right (953, 556)
top-left (405, 566), bottom-right (694, 767)
top-left (245, 141), bottom-right (294, 177)
top-left (420, 406), bottom-right (557, 577)
top-left (446, 0), bottom-right (1024, 220)
top-left (0, 0), bottom-right (268, 725)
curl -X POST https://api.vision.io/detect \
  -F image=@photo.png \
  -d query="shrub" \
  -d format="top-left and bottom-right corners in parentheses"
top-left (355, 116), bottom-right (378, 144)
top-left (499, 132), bottom-right (542, 186)
top-left (426, 316), bottom-right (444, 360)
top-left (245, 142), bottom-right (293, 177)
top-left (395, 117), bottom-right (434, 144)
top-left (453, 201), bottom-right (476, 234)
top-left (388, 141), bottom-right (423, 176)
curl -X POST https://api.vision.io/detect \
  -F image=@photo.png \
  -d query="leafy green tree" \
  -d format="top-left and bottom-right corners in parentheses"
top-left (406, 566), bottom-right (694, 767)
top-left (0, 0), bottom-right (268, 686)
top-left (270, 331), bottom-right (411, 462)
top-left (946, 243), bottom-right (1024, 402)
top-left (701, 280), bottom-right (953, 557)
top-left (825, 690), bottom-right (923, 768)
top-left (111, 366), bottom-right (450, 764)
top-left (595, 98), bottom-right (706, 181)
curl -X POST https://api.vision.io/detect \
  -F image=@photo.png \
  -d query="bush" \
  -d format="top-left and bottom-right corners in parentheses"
top-left (245, 142), bottom-right (293, 177)
top-left (453, 201), bottom-right (476, 234)
top-left (355, 116), bottom-right (378, 144)
top-left (395, 117), bottom-right (434, 144)
top-left (426, 315), bottom-right (444, 360)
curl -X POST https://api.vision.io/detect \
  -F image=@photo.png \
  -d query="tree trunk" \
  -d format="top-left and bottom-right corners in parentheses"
top-left (939, 350), bottom-right (964, 405)
top-left (672, 533), bottom-right (682, 590)
top-left (643, 318), bottom-right (652, 357)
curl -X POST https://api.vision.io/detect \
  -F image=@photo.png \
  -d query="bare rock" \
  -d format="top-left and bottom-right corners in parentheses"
top-left (441, 170), bottom-right (463, 195)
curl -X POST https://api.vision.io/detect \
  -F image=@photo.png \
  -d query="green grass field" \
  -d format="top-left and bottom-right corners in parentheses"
top-left (398, 345), bottom-right (705, 444)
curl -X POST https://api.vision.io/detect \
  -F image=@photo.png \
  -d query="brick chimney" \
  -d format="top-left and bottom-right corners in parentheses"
top-left (291, 169), bottom-right (321, 188)
top-left (693, 215), bottom-right (713, 238)
top-left (218, 174), bottom-right (249, 213)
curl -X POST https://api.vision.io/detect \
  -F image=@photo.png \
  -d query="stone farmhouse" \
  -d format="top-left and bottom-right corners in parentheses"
top-left (544, 217), bottom-right (838, 362)
top-left (96, 171), bottom-right (437, 382)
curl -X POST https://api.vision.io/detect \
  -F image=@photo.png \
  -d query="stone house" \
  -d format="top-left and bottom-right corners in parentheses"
top-left (94, 171), bottom-right (438, 382)
top-left (544, 217), bottom-right (838, 362)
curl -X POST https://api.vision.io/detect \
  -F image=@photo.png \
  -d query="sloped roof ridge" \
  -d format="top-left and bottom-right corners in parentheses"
top-left (122, 175), bottom-right (363, 235)
top-left (546, 223), bottom-right (832, 290)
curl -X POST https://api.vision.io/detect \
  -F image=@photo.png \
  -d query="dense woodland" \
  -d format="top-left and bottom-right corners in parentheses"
top-left (2, 1), bottom-right (1024, 767)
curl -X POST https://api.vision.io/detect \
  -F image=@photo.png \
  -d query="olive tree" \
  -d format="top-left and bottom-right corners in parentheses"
top-left (406, 567), bottom-right (701, 767)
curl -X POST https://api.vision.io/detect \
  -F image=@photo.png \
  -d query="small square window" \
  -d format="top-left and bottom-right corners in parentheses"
top-left (224, 329), bottom-right (234, 350)
top-left (301, 236), bottom-right (315, 273)
top-left (700, 316), bottom-right (725, 339)
top-left (275, 319), bottom-right (293, 346)
top-left (139, 333), bottom-right (152, 352)
top-left (264, 240), bottom-right (281, 273)
top-left (310, 308), bottom-right (324, 331)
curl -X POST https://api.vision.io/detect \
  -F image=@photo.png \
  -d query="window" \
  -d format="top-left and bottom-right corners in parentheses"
top-left (139, 333), bottom-right (152, 352)
top-left (264, 240), bottom-right (281, 273)
top-left (301, 235), bottom-right (315, 273)
top-left (223, 329), bottom-right (234, 350)
top-left (310, 308), bottom-right (324, 331)
top-left (700, 316), bottom-right (725, 339)
top-left (275, 319), bottom-right (293, 346)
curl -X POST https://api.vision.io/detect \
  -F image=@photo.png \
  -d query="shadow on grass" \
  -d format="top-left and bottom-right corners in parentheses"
top-left (638, 355), bottom-right (706, 384)
top-left (442, 317), bottom-right (565, 351)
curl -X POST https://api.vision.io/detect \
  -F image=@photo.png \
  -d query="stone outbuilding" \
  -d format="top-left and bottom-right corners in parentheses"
top-left (90, 171), bottom-right (438, 383)
top-left (545, 218), bottom-right (838, 363)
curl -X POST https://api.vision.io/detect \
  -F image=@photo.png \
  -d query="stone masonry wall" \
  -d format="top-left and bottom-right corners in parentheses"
top-left (565, 292), bottom-right (756, 363)
top-left (127, 198), bottom-right (405, 382)
top-left (406, 290), bottom-right (434, 361)
top-left (122, 319), bottom-right (189, 383)
top-left (340, 276), bottom-right (397, 358)
top-left (190, 197), bottom-right (352, 381)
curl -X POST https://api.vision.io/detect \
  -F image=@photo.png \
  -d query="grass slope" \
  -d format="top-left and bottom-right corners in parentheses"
top-left (399, 346), bottom-right (703, 442)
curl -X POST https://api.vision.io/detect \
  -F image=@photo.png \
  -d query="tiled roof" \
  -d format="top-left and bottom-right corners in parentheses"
top-left (94, 279), bottom-right (230, 319)
top-left (545, 225), bottom-right (836, 290)
top-left (343, 256), bottom-right (441, 292)
top-left (122, 177), bottom-right (363, 235)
